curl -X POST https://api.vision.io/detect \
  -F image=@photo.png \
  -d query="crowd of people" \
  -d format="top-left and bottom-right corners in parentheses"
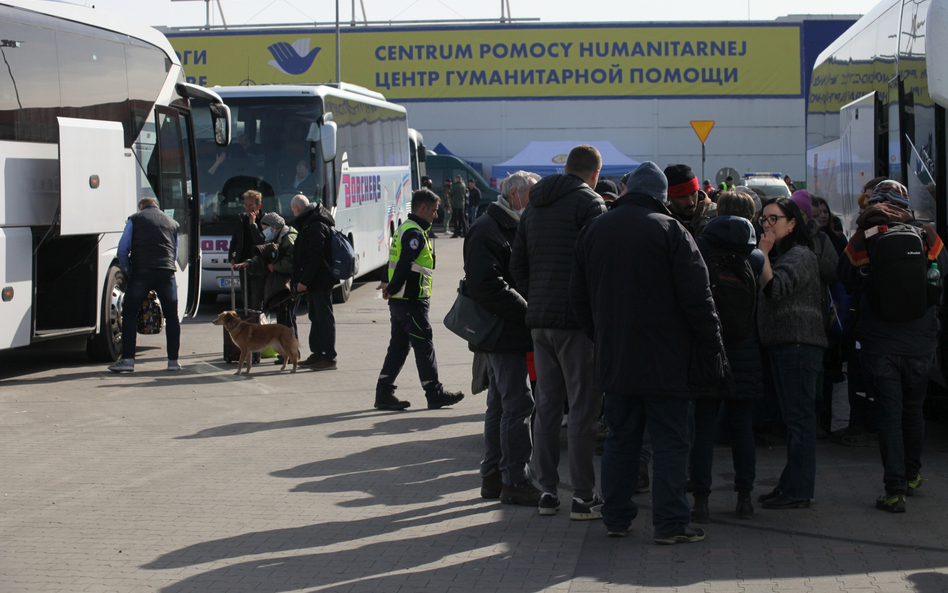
top-left (106, 142), bottom-right (944, 547)
top-left (460, 144), bottom-right (945, 544)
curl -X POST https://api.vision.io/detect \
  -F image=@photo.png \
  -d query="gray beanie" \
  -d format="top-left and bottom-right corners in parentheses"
top-left (260, 212), bottom-right (285, 228)
top-left (624, 161), bottom-right (668, 203)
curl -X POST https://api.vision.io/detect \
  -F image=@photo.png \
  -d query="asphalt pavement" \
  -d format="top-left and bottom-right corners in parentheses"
top-left (3, 235), bottom-right (948, 593)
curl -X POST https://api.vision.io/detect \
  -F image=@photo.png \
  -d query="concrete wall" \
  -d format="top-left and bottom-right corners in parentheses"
top-left (405, 97), bottom-right (806, 183)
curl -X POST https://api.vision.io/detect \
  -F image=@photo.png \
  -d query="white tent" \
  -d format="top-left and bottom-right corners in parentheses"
top-left (492, 141), bottom-right (640, 178)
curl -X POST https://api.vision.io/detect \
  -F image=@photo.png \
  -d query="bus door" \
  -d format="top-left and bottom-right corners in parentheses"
top-left (150, 105), bottom-right (201, 317)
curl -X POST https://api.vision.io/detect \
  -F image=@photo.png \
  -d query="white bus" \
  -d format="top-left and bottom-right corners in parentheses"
top-left (192, 83), bottom-right (426, 303)
top-left (806, 0), bottom-right (948, 237)
top-left (0, 0), bottom-right (230, 361)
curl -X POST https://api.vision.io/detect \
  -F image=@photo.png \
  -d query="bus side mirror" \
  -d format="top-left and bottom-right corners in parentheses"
top-left (209, 103), bottom-right (231, 147)
top-left (321, 121), bottom-right (337, 163)
top-left (417, 143), bottom-right (426, 162)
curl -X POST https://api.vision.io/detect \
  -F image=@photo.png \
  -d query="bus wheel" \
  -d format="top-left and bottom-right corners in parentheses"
top-left (332, 276), bottom-right (352, 304)
top-left (87, 265), bottom-right (126, 362)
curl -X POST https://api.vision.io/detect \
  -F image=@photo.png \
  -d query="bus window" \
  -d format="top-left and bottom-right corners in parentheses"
top-left (191, 97), bottom-right (324, 232)
top-left (0, 16), bottom-right (60, 143)
top-left (57, 31), bottom-right (129, 142)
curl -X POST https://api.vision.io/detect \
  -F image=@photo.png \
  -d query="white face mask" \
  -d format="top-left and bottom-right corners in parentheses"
top-left (263, 227), bottom-right (275, 242)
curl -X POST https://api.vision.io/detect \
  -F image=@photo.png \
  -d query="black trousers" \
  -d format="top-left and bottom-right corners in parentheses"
top-left (452, 207), bottom-right (467, 236)
top-left (376, 299), bottom-right (443, 399)
top-left (306, 289), bottom-right (336, 362)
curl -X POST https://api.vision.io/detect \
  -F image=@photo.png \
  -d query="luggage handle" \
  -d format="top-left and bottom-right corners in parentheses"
top-left (241, 267), bottom-right (250, 315)
top-left (230, 266), bottom-right (236, 311)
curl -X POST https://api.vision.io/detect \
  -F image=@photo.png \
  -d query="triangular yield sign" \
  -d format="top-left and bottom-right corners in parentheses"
top-left (690, 120), bottom-right (715, 144)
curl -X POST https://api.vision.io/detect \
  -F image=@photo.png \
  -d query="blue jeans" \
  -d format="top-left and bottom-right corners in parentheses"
top-left (466, 205), bottom-right (478, 227)
top-left (769, 344), bottom-right (824, 500)
top-left (861, 350), bottom-right (932, 495)
top-left (121, 268), bottom-right (180, 360)
top-left (306, 289), bottom-right (335, 362)
top-left (482, 352), bottom-right (535, 485)
top-left (690, 399), bottom-right (756, 496)
top-left (601, 394), bottom-right (692, 538)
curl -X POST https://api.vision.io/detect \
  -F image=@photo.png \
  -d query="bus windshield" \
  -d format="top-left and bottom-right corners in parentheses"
top-left (192, 96), bottom-right (324, 233)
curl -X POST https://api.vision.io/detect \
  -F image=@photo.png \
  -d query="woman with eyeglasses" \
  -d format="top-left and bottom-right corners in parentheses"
top-left (755, 198), bottom-right (828, 509)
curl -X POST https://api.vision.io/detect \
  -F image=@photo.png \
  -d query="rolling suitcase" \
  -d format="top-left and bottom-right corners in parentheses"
top-left (222, 267), bottom-right (265, 364)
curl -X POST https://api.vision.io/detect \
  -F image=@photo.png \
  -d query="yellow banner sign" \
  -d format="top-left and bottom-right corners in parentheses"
top-left (168, 24), bottom-right (802, 100)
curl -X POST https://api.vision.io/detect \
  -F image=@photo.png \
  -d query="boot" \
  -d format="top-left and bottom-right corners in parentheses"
top-left (736, 491), bottom-right (754, 520)
top-left (691, 494), bottom-right (709, 524)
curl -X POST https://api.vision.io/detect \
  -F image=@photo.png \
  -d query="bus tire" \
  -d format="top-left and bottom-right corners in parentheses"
top-left (332, 276), bottom-right (352, 304)
top-left (87, 265), bottom-right (126, 362)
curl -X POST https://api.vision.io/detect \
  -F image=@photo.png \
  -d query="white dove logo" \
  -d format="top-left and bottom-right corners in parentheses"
top-left (267, 38), bottom-right (322, 75)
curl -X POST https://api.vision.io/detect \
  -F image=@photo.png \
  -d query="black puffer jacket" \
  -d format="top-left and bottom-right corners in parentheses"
top-left (510, 174), bottom-right (605, 329)
top-left (463, 202), bottom-right (533, 353)
top-left (696, 216), bottom-right (764, 400)
top-left (293, 203), bottom-right (336, 291)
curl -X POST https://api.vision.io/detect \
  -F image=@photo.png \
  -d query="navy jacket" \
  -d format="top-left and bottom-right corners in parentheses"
top-left (571, 192), bottom-right (726, 398)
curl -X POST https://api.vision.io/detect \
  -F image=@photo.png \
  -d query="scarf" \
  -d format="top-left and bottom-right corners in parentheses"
top-left (495, 196), bottom-right (521, 222)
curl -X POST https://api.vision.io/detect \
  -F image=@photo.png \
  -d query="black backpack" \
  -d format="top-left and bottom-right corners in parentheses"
top-left (863, 223), bottom-right (936, 322)
top-left (705, 247), bottom-right (757, 345)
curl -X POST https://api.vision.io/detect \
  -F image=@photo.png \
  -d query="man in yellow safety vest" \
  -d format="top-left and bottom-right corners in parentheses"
top-left (375, 188), bottom-right (465, 411)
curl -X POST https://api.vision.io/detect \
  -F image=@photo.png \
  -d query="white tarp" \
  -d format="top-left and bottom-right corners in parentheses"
top-left (492, 141), bottom-right (640, 178)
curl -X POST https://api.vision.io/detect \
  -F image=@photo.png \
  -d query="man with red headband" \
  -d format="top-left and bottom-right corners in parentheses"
top-left (664, 164), bottom-right (715, 237)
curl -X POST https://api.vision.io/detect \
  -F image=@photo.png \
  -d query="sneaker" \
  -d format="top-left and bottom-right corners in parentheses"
top-left (538, 492), bottom-right (560, 516)
top-left (607, 525), bottom-right (633, 538)
top-left (500, 479), bottom-right (542, 506)
top-left (876, 493), bottom-right (906, 513)
top-left (108, 358), bottom-right (135, 373)
top-left (480, 466), bottom-right (502, 499)
top-left (757, 489), bottom-right (781, 503)
top-left (298, 354), bottom-right (320, 367)
top-left (570, 493), bottom-right (603, 521)
top-left (375, 394), bottom-right (410, 411)
top-left (274, 356), bottom-right (285, 365)
top-left (655, 525), bottom-right (706, 545)
top-left (426, 390), bottom-right (464, 409)
top-left (167, 360), bottom-right (182, 371)
top-left (635, 461), bottom-right (650, 494)
top-left (311, 360), bottom-right (337, 372)
top-left (907, 474), bottom-right (923, 496)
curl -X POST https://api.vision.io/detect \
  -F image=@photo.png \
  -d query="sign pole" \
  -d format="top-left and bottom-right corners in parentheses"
top-left (690, 120), bottom-right (715, 186)
top-left (701, 142), bottom-right (706, 183)
top-left (335, 0), bottom-right (341, 83)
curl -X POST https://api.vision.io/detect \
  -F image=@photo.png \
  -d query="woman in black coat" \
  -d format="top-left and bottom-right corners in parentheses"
top-left (690, 192), bottom-right (764, 522)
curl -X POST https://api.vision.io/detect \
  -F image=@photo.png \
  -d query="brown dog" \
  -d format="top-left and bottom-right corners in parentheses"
top-left (212, 311), bottom-right (300, 375)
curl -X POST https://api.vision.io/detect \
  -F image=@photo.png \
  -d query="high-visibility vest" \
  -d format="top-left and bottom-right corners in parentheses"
top-left (388, 219), bottom-right (434, 299)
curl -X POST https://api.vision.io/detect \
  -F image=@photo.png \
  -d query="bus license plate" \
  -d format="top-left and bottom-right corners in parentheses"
top-left (220, 277), bottom-right (240, 288)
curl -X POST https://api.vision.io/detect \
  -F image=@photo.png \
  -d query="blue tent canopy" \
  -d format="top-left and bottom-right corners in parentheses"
top-left (432, 142), bottom-right (484, 174)
top-left (492, 141), bottom-right (640, 179)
